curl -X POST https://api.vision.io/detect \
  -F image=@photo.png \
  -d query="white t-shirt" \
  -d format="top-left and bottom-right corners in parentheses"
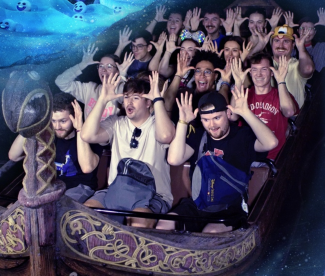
top-left (100, 115), bottom-right (173, 207)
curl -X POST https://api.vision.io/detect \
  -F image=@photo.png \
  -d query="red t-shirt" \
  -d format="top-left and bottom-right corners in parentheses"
top-left (247, 86), bottom-right (299, 160)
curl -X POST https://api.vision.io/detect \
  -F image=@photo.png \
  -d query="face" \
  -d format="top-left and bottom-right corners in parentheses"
top-left (52, 110), bottom-right (74, 139)
top-left (223, 41), bottom-right (241, 62)
top-left (123, 92), bottom-right (151, 122)
top-left (298, 22), bottom-right (316, 43)
top-left (271, 37), bottom-right (295, 60)
top-left (203, 13), bottom-right (222, 35)
top-left (194, 60), bottom-right (217, 93)
top-left (98, 56), bottom-right (119, 83)
top-left (248, 13), bottom-right (266, 34)
top-left (201, 110), bottom-right (230, 139)
top-left (131, 37), bottom-right (152, 61)
top-left (167, 13), bottom-right (183, 35)
top-left (250, 58), bottom-right (273, 88)
top-left (180, 40), bottom-right (197, 65)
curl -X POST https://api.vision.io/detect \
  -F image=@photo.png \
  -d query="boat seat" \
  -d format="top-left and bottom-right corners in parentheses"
top-left (170, 162), bottom-right (191, 207)
top-left (248, 166), bottom-right (269, 206)
top-left (96, 148), bottom-right (111, 191)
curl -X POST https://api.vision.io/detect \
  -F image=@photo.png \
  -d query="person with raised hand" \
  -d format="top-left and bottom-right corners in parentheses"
top-left (114, 26), bottom-right (132, 58)
top-left (146, 5), bottom-right (168, 34)
top-left (55, 43), bottom-right (133, 120)
top-left (82, 71), bottom-right (175, 229)
top-left (156, 85), bottom-right (278, 233)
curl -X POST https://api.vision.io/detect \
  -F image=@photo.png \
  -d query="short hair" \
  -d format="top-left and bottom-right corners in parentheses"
top-left (53, 93), bottom-right (75, 116)
top-left (201, 5), bottom-right (223, 18)
top-left (123, 78), bottom-right (151, 95)
top-left (166, 10), bottom-right (185, 21)
top-left (190, 50), bottom-right (225, 69)
top-left (248, 52), bottom-right (273, 67)
top-left (100, 54), bottom-right (121, 64)
top-left (131, 30), bottom-right (153, 45)
top-left (181, 38), bottom-right (200, 48)
top-left (298, 17), bottom-right (315, 25)
top-left (219, 36), bottom-right (244, 52)
top-left (244, 7), bottom-right (266, 19)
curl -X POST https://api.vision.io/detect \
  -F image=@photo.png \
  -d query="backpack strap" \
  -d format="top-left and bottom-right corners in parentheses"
top-left (197, 131), bottom-right (207, 161)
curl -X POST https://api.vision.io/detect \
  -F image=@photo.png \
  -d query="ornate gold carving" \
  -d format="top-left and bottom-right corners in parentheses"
top-left (61, 211), bottom-right (256, 274)
top-left (0, 207), bottom-right (27, 254)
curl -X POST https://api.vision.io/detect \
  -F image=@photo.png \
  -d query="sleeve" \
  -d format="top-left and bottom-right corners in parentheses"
top-left (289, 92), bottom-right (300, 115)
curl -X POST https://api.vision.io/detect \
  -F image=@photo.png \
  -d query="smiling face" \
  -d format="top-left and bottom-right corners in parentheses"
top-left (131, 37), bottom-right (152, 62)
top-left (194, 60), bottom-right (217, 93)
top-left (223, 40), bottom-right (241, 62)
top-left (248, 12), bottom-right (266, 34)
top-left (52, 110), bottom-right (74, 139)
top-left (98, 56), bottom-right (119, 83)
top-left (167, 13), bottom-right (183, 35)
top-left (74, 1), bottom-right (87, 14)
top-left (200, 109), bottom-right (231, 140)
top-left (271, 37), bottom-right (295, 60)
top-left (203, 13), bottom-right (222, 36)
top-left (16, 1), bottom-right (31, 11)
top-left (298, 22), bottom-right (316, 44)
top-left (180, 40), bottom-right (197, 65)
top-left (123, 92), bottom-right (151, 123)
top-left (250, 58), bottom-right (273, 89)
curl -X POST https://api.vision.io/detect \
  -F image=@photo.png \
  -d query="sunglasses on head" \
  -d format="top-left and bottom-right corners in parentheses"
top-left (130, 127), bottom-right (142, 149)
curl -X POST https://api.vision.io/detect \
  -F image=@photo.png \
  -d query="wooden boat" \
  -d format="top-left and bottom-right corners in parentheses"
top-left (0, 64), bottom-right (322, 276)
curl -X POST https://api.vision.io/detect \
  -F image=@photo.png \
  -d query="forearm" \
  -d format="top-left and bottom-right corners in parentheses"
top-left (278, 83), bottom-right (296, 117)
top-left (114, 45), bottom-right (125, 58)
top-left (218, 84), bottom-right (230, 104)
top-left (148, 50), bottom-right (163, 71)
top-left (158, 52), bottom-right (175, 78)
top-left (163, 74), bottom-right (182, 114)
top-left (233, 23), bottom-right (241, 36)
top-left (55, 64), bottom-right (84, 97)
top-left (154, 100), bottom-right (175, 144)
top-left (146, 20), bottom-right (157, 34)
top-left (8, 134), bottom-right (25, 161)
top-left (297, 49), bottom-right (315, 78)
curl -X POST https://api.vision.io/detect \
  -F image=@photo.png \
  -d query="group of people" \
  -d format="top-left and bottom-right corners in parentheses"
top-left (8, 5), bottom-right (325, 233)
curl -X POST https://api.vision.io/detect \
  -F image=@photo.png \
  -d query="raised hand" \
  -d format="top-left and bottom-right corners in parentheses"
top-left (176, 52), bottom-right (195, 77)
top-left (176, 92), bottom-right (198, 123)
top-left (221, 8), bottom-right (236, 33)
top-left (252, 28), bottom-right (274, 52)
top-left (154, 5), bottom-right (167, 22)
top-left (184, 9), bottom-right (193, 30)
top-left (315, 7), bottom-right (325, 26)
top-left (116, 52), bottom-right (134, 77)
top-left (208, 40), bottom-right (223, 57)
top-left (227, 85), bottom-right (249, 117)
top-left (79, 43), bottom-right (99, 70)
top-left (190, 7), bottom-right (203, 31)
top-left (270, 55), bottom-right (288, 83)
top-left (215, 60), bottom-right (232, 83)
top-left (293, 29), bottom-right (311, 51)
top-left (240, 41), bottom-right (253, 61)
top-left (198, 35), bottom-right (211, 51)
top-left (266, 8), bottom-right (283, 29)
top-left (151, 31), bottom-right (167, 52)
top-left (100, 73), bottom-right (123, 103)
top-left (284, 11), bottom-right (299, 28)
top-left (234, 6), bottom-right (248, 27)
top-left (143, 71), bottom-right (164, 101)
top-left (119, 26), bottom-right (132, 49)
top-left (231, 58), bottom-right (250, 87)
top-left (166, 34), bottom-right (180, 53)
top-left (70, 100), bottom-right (83, 131)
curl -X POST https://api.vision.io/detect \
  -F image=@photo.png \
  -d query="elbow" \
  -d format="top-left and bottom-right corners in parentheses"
top-left (283, 109), bottom-right (295, 118)
top-left (167, 155), bottom-right (181, 166)
top-left (81, 165), bottom-right (95, 174)
top-left (268, 137), bottom-right (279, 151)
top-left (80, 130), bottom-right (92, 143)
top-left (158, 129), bottom-right (175, 144)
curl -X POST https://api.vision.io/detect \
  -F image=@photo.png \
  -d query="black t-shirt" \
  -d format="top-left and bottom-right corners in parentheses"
top-left (54, 136), bottom-right (103, 190)
top-left (186, 124), bottom-right (259, 178)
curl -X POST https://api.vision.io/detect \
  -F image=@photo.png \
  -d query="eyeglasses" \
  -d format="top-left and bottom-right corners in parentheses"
top-left (130, 127), bottom-right (142, 149)
top-left (299, 27), bottom-right (315, 32)
top-left (130, 44), bottom-right (148, 51)
top-left (194, 69), bottom-right (213, 76)
top-left (97, 64), bottom-right (117, 70)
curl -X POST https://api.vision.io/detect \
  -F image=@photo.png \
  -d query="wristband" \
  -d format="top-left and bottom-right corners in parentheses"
top-left (220, 81), bottom-right (231, 88)
top-left (178, 120), bottom-right (188, 125)
top-left (226, 32), bottom-right (233, 36)
top-left (175, 74), bottom-right (182, 79)
top-left (153, 18), bottom-right (158, 22)
top-left (76, 129), bottom-right (81, 133)
top-left (278, 82), bottom-right (286, 85)
top-left (152, 97), bottom-right (165, 104)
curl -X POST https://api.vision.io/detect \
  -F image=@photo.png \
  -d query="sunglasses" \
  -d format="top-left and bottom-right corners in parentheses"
top-left (130, 127), bottom-right (142, 148)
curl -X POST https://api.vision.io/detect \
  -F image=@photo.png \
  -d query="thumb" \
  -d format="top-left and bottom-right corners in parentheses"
top-left (194, 108), bottom-right (199, 118)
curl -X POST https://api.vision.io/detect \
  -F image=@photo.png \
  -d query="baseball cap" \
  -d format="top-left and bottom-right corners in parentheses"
top-left (271, 24), bottom-right (294, 40)
top-left (198, 92), bottom-right (228, 114)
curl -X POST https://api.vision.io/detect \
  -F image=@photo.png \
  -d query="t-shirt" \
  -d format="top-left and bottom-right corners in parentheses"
top-left (54, 135), bottom-right (103, 190)
top-left (127, 59), bottom-right (151, 78)
top-left (306, 42), bottom-right (325, 73)
top-left (186, 124), bottom-right (259, 178)
top-left (100, 115), bottom-right (173, 207)
top-left (247, 86), bottom-right (299, 160)
top-left (212, 33), bottom-right (226, 49)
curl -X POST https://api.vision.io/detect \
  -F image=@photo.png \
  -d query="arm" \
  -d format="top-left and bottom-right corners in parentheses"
top-left (183, 9), bottom-right (192, 30)
top-left (70, 100), bottom-right (99, 173)
top-left (143, 72), bottom-right (175, 144)
top-left (158, 34), bottom-right (180, 78)
top-left (284, 11), bottom-right (299, 28)
top-left (148, 32), bottom-right (167, 72)
top-left (233, 7), bottom-right (248, 37)
top-left (221, 8), bottom-right (236, 34)
top-left (190, 7), bottom-right (203, 31)
top-left (228, 85), bottom-right (278, 152)
top-left (81, 73), bottom-right (123, 144)
top-left (167, 92), bottom-right (196, 165)
top-left (114, 26), bottom-right (132, 58)
top-left (270, 55), bottom-right (296, 117)
top-left (214, 59), bottom-right (232, 104)
top-left (116, 52), bottom-right (134, 78)
top-left (8, 134), bottom-right (25, 162)
top-left (266, 8), bottom-right (283, 30)
top-left (231, 57), bottom-right (250, 91)
top-left (146, 5), bottom-right (167, 34)
top-left (294, 31), bottom-right (315, 78)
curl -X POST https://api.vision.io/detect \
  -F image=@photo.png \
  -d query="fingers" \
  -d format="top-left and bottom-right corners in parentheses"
top-left (161, 79), bottom-right (169, 97)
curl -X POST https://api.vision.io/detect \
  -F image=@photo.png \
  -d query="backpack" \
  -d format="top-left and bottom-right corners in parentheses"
top-left (192, 132), bottom-right (250, 213)
top-left (104, 158), bottom-right (156, 211)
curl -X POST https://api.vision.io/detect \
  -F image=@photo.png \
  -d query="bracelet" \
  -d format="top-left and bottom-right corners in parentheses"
top-left (175, 74), bottom-right (182, 79)
top-left (226, 32), bottom-right (233, 36)
top-left (153, 18), bottom-right (158, 22)
top-left (152, 97), bottom-right (165, 104)
top-left (76, 129), bottom-right (81, 133)
top-left (178, 120), bottom-right (188, 125)
top-left (278, 82), bottom-right (286, 85)
top-left (220, 81), bottom-right (231, 88)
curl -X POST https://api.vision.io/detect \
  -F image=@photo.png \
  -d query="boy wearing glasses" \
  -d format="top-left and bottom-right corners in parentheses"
top-left (81, 72), bottom-right (175, 228)
top-left (55, 44), bottom-right (134, 121)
